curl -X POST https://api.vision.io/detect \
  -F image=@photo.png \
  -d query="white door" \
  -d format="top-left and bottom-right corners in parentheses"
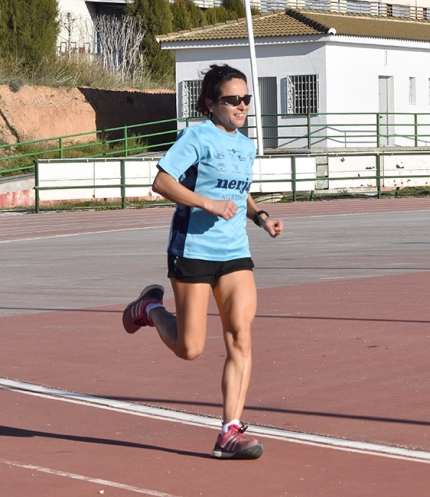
top-left (378, 76), bottom-right (393, 146)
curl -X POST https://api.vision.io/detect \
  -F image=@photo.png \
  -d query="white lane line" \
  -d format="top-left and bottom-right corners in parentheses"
top-left (1, 460), bottom-right (180, 497)
top-left (0, 225), bottom-right (170, 244)
top-left (2, 377), bottom-right (430, 464)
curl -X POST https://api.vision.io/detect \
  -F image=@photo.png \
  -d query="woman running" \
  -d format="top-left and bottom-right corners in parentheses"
top-left (123, 64), bottom-right (283, 459)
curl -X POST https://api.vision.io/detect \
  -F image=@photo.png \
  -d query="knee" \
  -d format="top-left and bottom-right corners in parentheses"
top-left (226, 327), bottom-right (252, 354)
top-left (176, 343), bottom-right (204, 361)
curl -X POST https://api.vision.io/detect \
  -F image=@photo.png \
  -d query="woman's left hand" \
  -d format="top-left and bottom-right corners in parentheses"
top-left (261, 217), bottom-right (284, 238)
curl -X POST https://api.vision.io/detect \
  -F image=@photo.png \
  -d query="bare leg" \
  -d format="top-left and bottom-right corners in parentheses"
top-left (213, 270), bottom-right (257, 423)
top-left (149, 279), bottom-right (211, 360)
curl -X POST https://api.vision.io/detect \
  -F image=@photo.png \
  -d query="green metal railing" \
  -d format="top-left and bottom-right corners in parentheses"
top-left (0, 118), bottom-right (179, 178)
top-left (258, 112), bottom-right (430, 149)
top-left (3, 111), bottom-right (430, 180)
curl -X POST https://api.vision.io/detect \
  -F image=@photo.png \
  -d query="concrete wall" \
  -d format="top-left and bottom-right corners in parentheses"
top-left (32, 152), bottom-right (430, 206)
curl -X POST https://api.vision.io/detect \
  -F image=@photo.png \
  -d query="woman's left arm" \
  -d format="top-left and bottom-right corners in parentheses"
top-left (246, 194), bottom-right (284, 238)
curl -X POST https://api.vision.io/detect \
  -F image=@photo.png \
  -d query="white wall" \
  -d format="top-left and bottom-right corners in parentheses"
top-left (57, 0), bottom-right (94, 53)
top-left (37, 158), bottom-right (160, 202)
top-left (325, 38), bottom-right (430, 147)
top-left (57, 0), bottom-right (127, 53)
top-left (36, 153), bottom-right (430, 203)
top-left (174, 39), bottom-right (329, 149)
top-left (326, 39), bottom-right (430, 113)
top-left (58, 0), bottom-right (92, 19)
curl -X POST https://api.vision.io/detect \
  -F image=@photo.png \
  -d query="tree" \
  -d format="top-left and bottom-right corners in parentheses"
top-left (205, 0), bottom-right (257, 25)
top-left (204, 7), bottom-right (231, 25)
top-left (95, 16), bottom-right (146, 85)
top-left (170, 0), bottom-right (192, 31)
top-left (222, 0), bottom-right (246, 18)
top-left (171, 0), bottom-right (205, 30)
top-left (126, 0), bottom-right (174, 84)
top-left (0, 0), bottom-right (59, 68)
top-left (185, 0), bottom-right (206, 27)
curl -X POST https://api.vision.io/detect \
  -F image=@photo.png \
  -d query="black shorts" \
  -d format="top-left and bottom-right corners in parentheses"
top-left (167, 254), bottom-right (254, 287)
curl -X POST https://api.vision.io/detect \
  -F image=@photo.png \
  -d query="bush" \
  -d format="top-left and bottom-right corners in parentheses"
top-left (0, 0), bottom-right (59, 68)
top-left (9, 78), bottom-right (24, 92)
top-left (126, 0), bottom-right (175, 85)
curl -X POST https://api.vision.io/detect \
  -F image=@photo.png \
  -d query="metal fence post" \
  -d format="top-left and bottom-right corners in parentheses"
top-left (34, 160), bottom-right (40, 213)
top-left (291, 156), bottom-right (297, 202)
top-left (376, 153), bottom-right (382, 199)
top-left (307, 114), bottom-right (311, 149)
top-left (124, 126), bottom-right (129, 157)
top-left (120, 159), bottom-right (126, 209)
top-left (376, 113), bottom-right (380, 148)
top-left (414, 114), bottom-right (418, 147)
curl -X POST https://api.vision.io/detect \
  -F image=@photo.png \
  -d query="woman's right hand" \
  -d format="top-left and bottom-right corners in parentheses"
top-left (205, 199), bottom-right (238, 220)
top-left (153, 170), bottom-right (238, 220)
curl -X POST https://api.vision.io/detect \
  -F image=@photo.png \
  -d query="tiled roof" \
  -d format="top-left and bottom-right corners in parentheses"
top-left (157, 8), bottom-right (430, 44)
top-left (300, 9), bottom-right (430, 41)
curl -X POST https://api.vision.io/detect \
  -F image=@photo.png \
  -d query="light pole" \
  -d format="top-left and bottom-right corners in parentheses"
top-left (244, 0), bottom-right (264, 155)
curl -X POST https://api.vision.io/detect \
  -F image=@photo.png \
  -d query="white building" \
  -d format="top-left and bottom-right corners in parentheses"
top-left (56, 0), bottom-right (128, 54)
top-left (158, 7), bottom-right (430, 149)
top-left (56, 0), bottom-right (430, 55)
top-left (58, 0), bottom-right (430, 16)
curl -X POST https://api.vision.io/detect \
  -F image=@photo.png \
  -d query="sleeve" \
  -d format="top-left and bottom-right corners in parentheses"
top-left (157, 126), bottom-right (203, 180)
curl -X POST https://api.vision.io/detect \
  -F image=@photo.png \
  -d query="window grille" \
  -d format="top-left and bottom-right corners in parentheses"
top-left (182, 80), bottom-right (203, 118)
top-left (286, 75), bottom-right (319, 114)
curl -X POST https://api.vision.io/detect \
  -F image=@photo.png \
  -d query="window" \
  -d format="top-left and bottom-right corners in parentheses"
top-left (304, 0), bottom-right (330, 10)
top-left (287, 75), bottom-right (319, 114)
top-left (387, 4), bottom-right (409, 17)
top-left (409, 77), bottom-right (416, 105)
top-left (346, 0), bottom-right (371, 14)
top-left (181, 80), bottom-right (202, 118)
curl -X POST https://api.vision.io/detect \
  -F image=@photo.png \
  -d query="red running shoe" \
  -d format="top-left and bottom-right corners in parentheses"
top-left (122, 284), bottom-right (164, 334)
top-left (211, 423), bottom-right (264, 459)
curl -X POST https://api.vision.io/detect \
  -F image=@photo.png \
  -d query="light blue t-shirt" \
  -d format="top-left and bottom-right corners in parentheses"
top-left (158, 120), bottom-right (256, 261)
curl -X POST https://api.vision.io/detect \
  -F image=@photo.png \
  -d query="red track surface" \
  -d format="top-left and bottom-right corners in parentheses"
top-left (1, 197), bottom-right (430, 496)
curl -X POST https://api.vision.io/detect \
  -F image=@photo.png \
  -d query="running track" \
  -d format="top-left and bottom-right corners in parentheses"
top-left (1, 197), bottom-right (430, 496)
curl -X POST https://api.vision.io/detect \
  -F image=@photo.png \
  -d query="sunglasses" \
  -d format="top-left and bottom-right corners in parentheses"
top-left (218, 95), bottom-right (252, 107)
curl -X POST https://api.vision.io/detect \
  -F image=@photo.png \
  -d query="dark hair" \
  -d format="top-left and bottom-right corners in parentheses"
top-left (196, 64), bottom-right (247, 117)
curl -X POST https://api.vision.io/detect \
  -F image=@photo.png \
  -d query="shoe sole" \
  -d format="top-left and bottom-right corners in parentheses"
top-left (211, 442), bottom-right (264, 459)
top-left (122, 284), bottom-right (165, 334)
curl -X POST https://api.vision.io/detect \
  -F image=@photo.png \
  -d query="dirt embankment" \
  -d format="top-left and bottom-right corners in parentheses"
top-left (0, 85), bottom-right (176, 144)
top-left (0, 85), bottom-right (176, 208)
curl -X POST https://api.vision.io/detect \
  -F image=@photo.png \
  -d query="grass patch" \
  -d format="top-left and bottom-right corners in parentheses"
top-left (35, 197), bottom-right (174, 213)
top-left (278, 186), bottom-right (430, 202)
top-left (0, 55), bottom-right (175, 91)
top-left (389, 186), bottom-right (430, 197)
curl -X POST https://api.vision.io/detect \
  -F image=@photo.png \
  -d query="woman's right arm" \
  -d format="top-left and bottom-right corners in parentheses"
top-left (152, 170), bottom-right (238, 221)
